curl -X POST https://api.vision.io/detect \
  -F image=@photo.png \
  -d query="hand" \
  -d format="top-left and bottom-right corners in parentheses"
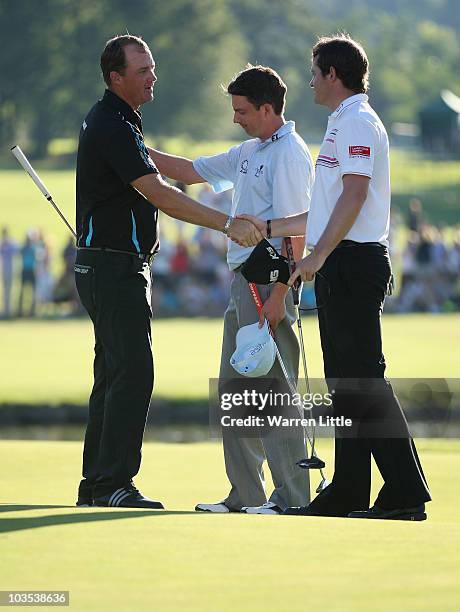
top-left (288, 251), bottom-right (326, 285)
top-left (258, 291), bottom-right (286, 331)
top-left (236, 214), bottom-right (267, 238)
top-left (227, 218), bottom-right (263, 247)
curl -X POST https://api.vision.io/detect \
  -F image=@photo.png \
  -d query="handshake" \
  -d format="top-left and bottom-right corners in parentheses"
top-left (226, 214), bottom-right (267, 248)
top-left (225, 211), bottom-right (326, 285)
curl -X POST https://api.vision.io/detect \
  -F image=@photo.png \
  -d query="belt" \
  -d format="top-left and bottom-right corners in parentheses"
top-left (77, 247), bottom-right (155, 264)
top-left (336, 240), bottom-right (385, 249)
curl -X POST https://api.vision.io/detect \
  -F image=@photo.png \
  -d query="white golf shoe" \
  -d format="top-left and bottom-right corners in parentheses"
top-left (195, 502), bottom-right (233, 513)
top-left (241, 501), bottom-right (283, 515)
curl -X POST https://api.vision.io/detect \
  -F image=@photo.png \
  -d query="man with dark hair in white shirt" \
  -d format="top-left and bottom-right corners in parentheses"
top-left (240, 37), bottom-right (431, 521)
top-left (149, 65), bottom-right (314, 514)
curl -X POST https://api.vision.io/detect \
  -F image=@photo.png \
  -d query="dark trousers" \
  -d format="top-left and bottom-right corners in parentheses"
top-left (75, 250), bottom-right (153, 498)
top-left (308, 245), bottom-right (431, 516)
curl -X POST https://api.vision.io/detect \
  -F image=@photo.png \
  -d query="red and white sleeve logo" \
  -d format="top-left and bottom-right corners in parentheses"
top-left (349, 146), bottom-right (371, 157)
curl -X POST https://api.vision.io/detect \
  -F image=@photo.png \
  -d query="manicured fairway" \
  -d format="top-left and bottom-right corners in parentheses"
top-left (0, 439), bottom-right (458, 611)
top-left (0, 314), bottom-right (458, 405)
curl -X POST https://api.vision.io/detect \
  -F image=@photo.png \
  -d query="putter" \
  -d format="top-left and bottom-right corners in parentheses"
top-left (284, 238), bottom-right (329, 492)
top-left (11, 145), bottom-right (77, 238)
top-left (248, 280), bottom-right (328, 493)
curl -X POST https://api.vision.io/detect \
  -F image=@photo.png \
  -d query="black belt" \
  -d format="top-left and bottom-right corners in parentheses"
top-left (336, 240), bottom-right (385, 249)
top-left (77, 247), bottom-right (155, 264)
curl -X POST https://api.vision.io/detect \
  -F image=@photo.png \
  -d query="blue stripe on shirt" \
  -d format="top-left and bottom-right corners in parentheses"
top-left (131, 211), bottom-right (141, 253)
top-left (85, 216), bottom-right (93, 247)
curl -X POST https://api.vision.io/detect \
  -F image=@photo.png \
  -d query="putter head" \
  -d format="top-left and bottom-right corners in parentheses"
top-left (296, 456), bottom-right (326, 470)
top-left (315, 478), bottom-right (330, 494)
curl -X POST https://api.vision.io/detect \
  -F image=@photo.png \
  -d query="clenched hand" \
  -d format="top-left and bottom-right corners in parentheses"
top-left (288, 251), bottom-right (326, 285)
top-left (227, 218), bottom-right (263, 247)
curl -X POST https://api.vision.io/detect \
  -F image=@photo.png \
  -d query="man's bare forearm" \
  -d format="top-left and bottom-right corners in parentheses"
top-left (131, 174), bottom-right (262, 243)
top-left (270, 212), bottom-right (308, 238)
top-left (147, 147), bottom-right (204, 184)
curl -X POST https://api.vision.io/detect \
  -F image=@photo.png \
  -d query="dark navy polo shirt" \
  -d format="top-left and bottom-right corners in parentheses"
top-left (76, 89), bottom-right (159, 254)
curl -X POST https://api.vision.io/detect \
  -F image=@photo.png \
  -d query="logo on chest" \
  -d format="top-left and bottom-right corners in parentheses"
top-left (255, 164), bottom-right (264, 177)
top-left (240, 159), bottom-right (249, 174)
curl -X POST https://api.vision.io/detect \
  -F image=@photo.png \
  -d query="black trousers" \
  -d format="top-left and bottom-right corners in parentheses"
top-left (308, 244), bottom-right (431, 516)
top-left (75, 250), bottom-right (153, 498)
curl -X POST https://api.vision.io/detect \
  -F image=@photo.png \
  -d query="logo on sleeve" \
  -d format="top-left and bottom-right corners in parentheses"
top-left (349, 146), bottom-right (371, 158)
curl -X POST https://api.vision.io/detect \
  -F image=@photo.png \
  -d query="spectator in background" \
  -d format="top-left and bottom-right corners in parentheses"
top-left (0, 227), bottom-right (18, 318)
top-left (170, 239), bottom-right (190, 275)
top-left (407, 198), bottom-right (423, 232)
top-left (35, 231), bottom-right (54, 312)
top-left (17, 232), bottom-right (37, 317)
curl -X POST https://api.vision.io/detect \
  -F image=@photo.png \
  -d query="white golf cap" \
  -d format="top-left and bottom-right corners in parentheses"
top-left (230, 320), bottom-right (276, 377)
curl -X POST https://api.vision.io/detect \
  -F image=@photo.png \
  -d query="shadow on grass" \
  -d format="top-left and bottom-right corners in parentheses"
top-left (0, 506), bottom-right (198, 534)
top-left (0, 504), bottom-right (73, 513)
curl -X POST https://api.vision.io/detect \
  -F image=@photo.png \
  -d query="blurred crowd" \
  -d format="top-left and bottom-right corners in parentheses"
top-left (1, 194), bottom-right (459, 319)
top-left (0, 227), bottom-right (79, 318)
top-left (388, 199), bottom-right (460, 313)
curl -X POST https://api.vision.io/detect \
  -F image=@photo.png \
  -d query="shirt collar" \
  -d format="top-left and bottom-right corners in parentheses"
top-left (259, 120), bottom-right (295, 148)
top-left (102, 89), bottom-right (143, 130)
top-left (330, 94), bottom-right (368, 120)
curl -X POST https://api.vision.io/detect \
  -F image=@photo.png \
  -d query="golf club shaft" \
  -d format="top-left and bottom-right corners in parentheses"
top-left (284, 237), bottom-right (322, 467)
top-left (11, 145), bottom-right (77, 239)
top-left (248, 282), bottom-right (326, 480)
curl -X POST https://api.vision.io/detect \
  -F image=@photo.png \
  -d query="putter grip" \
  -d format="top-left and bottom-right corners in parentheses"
top-left (11, 145), bottom-right (52, 199)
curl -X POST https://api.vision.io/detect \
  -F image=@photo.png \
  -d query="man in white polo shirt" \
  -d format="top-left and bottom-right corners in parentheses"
top-left (240, 36), bottom-right (431, 520)
top-left (149, 65), bottom-right (314, 514)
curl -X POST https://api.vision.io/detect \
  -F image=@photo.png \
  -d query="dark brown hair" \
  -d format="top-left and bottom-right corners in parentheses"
top-left (312, 34), bottom-right (369, 93)
top-left (100, 35), bottom-right (149, 86)
top-left (227, 64), bottom-right (287, 115)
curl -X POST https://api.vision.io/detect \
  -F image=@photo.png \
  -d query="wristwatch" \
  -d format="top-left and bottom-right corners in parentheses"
top-left (222, 216), bottom-right (233, 235)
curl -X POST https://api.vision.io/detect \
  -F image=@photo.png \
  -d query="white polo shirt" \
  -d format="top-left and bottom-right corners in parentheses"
top-left (193, 121), bottom-right (314, 269)
top-left (306, 94), bottom-right (390, 248)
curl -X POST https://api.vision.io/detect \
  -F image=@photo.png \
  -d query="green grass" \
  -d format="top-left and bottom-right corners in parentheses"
top-left (0, 314), bottom-right (458, 405)
top-left (0, 438), bottom-right (458, 611)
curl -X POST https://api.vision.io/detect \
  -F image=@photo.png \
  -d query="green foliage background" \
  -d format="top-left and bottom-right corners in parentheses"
top-left (1, 0), bottom-right (460, 156)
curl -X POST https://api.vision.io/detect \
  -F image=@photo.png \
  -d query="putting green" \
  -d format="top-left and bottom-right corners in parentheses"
top-left (0, 439), bottom-right (459, 611)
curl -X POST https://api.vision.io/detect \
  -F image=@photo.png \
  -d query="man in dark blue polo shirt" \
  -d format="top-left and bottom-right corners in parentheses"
top-left (75, 35), bottom-right (261, 509)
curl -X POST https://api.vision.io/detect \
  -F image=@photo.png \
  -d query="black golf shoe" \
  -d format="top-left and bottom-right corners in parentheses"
top-left (76, 482), bottom-right (93, 507)
top-left (93, 483), bottom-right (164, 509)
top-left (348, 504), bottom-right (427, 521)
top-left (283, 505), bottom-right (316, 516)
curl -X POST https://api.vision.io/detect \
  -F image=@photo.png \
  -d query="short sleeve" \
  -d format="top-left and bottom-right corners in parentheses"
top-left (193, 143), bottom-right (242, 193)
top-left (272, 155), bottom-right (314, 218)
top-left (336, 118), bottom-right (378, 179)
top-left (101, 122), bottom-right (158, 185)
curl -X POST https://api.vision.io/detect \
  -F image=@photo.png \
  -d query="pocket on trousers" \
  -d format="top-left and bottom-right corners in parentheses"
top-left (74, 264), bottom-right (96, 312)
top-left (340, 251), bottom-right (391, 303)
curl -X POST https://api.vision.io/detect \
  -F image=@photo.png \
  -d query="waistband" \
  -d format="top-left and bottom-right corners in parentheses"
top-left (335, 240), bottom-right (386, 249)
top-left (77, 247), bottom-right (155, 264)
